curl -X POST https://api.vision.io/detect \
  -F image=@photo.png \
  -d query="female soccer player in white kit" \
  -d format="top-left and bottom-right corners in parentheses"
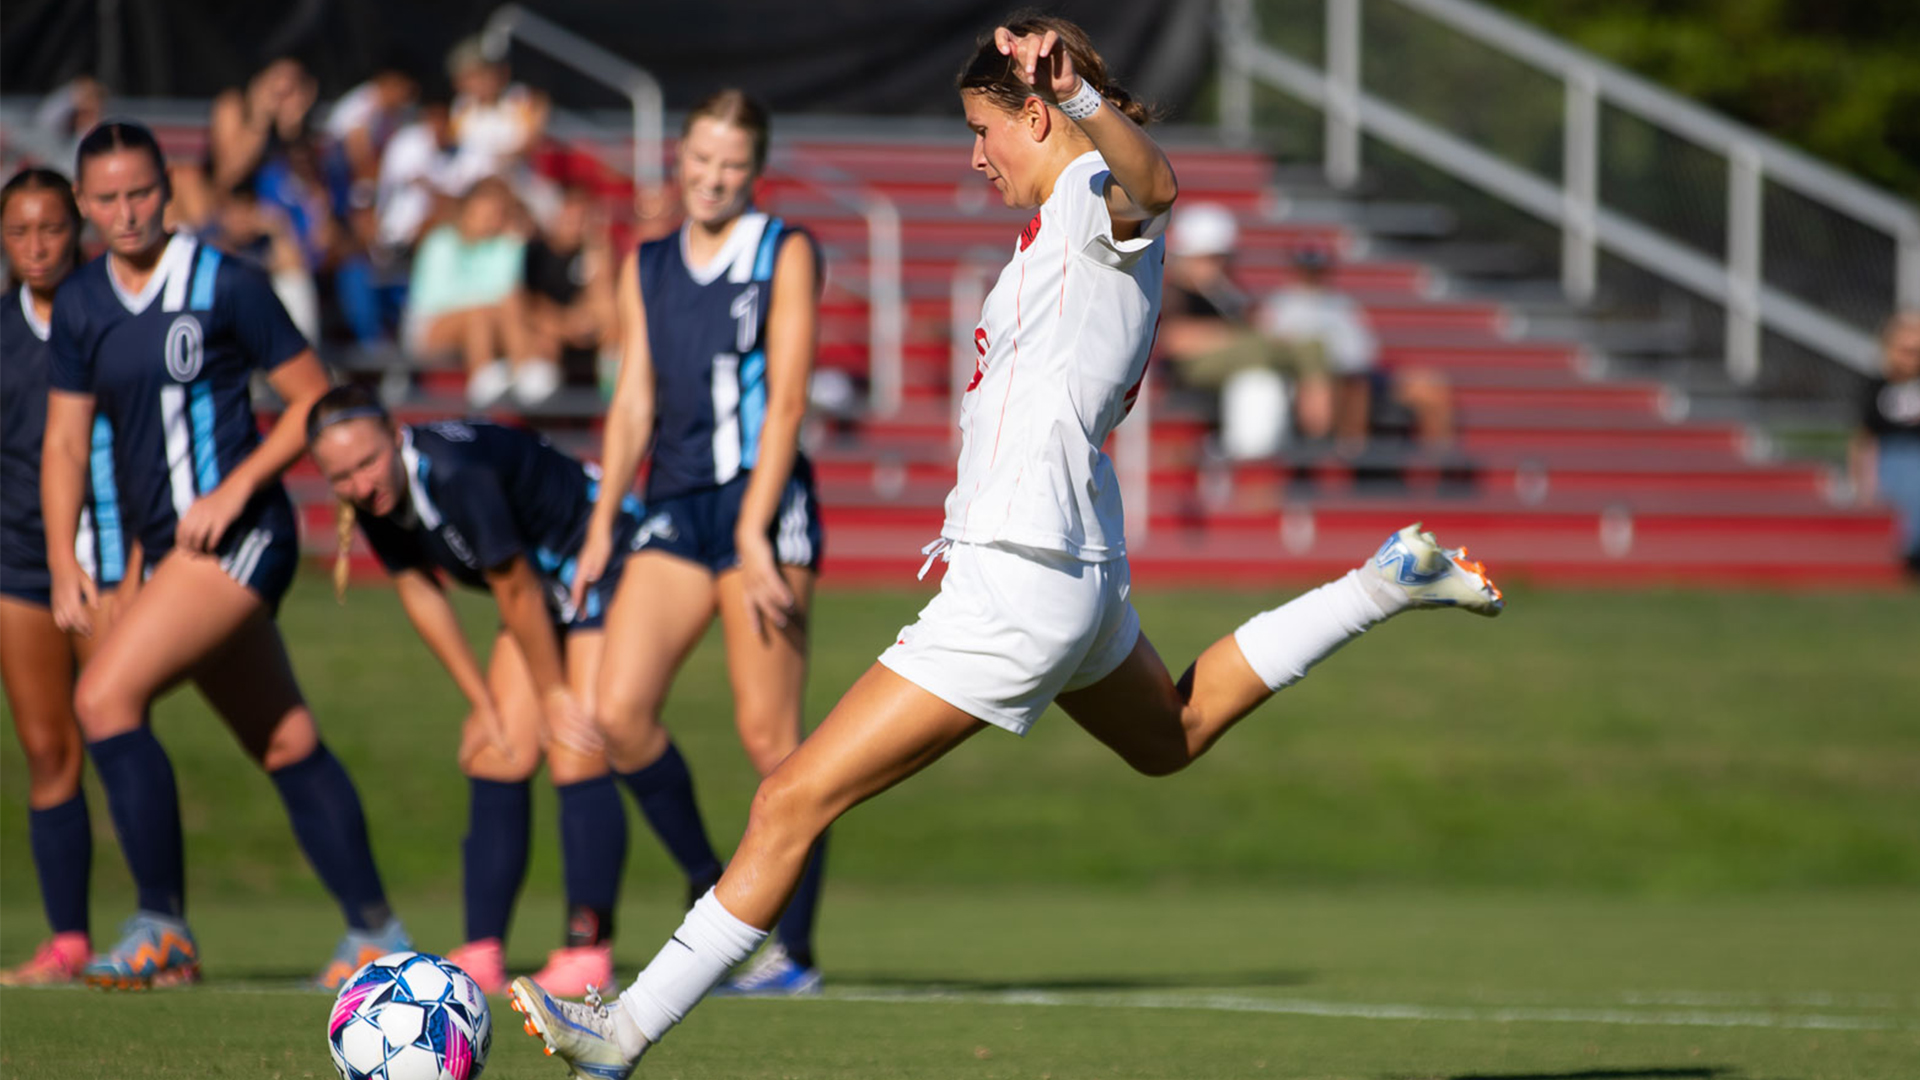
top-left (510, 17), bottom-right (1503, 1075)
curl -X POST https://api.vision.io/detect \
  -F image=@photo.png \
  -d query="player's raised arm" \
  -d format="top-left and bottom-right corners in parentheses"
top-left (989, 24), bottom-right (1177, 229)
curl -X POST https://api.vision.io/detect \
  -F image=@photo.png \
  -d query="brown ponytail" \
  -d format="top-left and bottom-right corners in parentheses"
top-left (956, 11), bottom-right (1160, 127)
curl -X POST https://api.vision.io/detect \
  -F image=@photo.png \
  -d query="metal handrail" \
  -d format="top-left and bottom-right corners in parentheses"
top-left (1217, 0), bottom-right (1920, 383)
top-left (481, 5), bottom-right (664, 205)
top-left (769, 151), bottom-right (906, 417)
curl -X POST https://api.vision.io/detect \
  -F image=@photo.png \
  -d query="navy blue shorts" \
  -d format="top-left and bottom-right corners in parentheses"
top-left (175, 490), bottom-right (300, 614)
top-left (637, 465), bottom-right (824, 574)
top-left (1, 566), bottom-right (124, 609)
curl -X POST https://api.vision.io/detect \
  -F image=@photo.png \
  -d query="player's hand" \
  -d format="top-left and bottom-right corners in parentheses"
top-left (568, 523), bottom-right (614, 615)
top-left (735, 531), bottom-right (796, 639)
top-left (995, 26), bottom-right (1080, 103)
top-left (176, 483), bottom-right (248, 554)
top-left (49, 563), bottom-right (99, 637)
top-left (541, 687), bottom-right (603, 756)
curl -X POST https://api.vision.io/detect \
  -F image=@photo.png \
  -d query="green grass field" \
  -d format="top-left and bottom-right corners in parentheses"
top-left (3, 577), bottom-right (1918, 1078)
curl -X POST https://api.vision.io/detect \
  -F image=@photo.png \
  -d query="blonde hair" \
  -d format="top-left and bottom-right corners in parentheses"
top-left (333, 501), bottom-right (356, 604)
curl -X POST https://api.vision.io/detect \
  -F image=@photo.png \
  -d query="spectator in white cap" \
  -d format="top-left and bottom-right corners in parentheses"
top-left (1159, 203), bottom-right (1334, 459)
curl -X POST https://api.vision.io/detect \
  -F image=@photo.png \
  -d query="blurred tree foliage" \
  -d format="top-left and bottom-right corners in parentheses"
top-left (1486, 0), bottom-right (1920, 197)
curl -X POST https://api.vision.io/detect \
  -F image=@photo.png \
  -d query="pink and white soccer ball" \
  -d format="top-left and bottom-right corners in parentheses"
top-left (328, 951), bottom-right (492, 1080)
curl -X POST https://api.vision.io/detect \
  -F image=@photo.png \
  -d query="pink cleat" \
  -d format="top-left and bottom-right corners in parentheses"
top-left (444, 938), bottom-right (507, 996)
top-left (0, 932), bottom-right (90, 986)
top-left (530, 944), bottom-right (614, 998)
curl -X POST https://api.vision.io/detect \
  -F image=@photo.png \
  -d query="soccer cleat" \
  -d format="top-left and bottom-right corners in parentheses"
top-left (1369, 523), bottom-right (1505, 616)
top-left (714, 943), bottom-right (821, 997)
top-left (445, 937), bottom-right (508, 995)
top-left (532, 943), bottom-right (615, 998)
top-left (84, 912), bottom-right (200, 990)
top-left (314, 918), bottom-right (413, 992)
top-left (508, 976), bottom-right (643, 1079)
top-left (0, 932), bottom-right (91, 986)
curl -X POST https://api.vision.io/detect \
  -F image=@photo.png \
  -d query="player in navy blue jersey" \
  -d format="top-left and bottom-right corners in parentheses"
top-left (306, 384), bottom-right (635, 996)
top-left (42, 121), bottom-right (409, 990)
top-left (0, 167), bottom-right (138, 986)
top-left (564, 90), bottom-right (829, 995)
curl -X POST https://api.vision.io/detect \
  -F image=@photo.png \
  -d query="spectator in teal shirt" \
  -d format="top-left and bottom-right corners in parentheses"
top-left (403, 176), bottom-right (557, 408)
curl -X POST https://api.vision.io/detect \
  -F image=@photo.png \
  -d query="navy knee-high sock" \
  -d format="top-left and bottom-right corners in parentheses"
top-left (269, 744), bottom-right (391, 931)
top-left (28, 794), bottom-right (93, 936)
top-left (776, 833), bottom-right (827, 969)
top-left (555, 776), bottom-right (627, 947)
top-left (616, 743), bottom-right (721, 889)
top-left (86, 730), bottom-right (184, 918)
top-left (463, 778), bottom-right (531, 944)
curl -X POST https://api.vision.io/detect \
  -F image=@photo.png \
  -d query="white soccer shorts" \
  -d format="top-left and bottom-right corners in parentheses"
top-left (877, 541), bottom-right (1141, 735)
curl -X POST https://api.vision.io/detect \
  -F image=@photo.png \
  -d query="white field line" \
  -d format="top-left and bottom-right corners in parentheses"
top-left (815, 986), bottom-right (1919, 1033)
top-left (6, 983), bottom-right (1915, 1033)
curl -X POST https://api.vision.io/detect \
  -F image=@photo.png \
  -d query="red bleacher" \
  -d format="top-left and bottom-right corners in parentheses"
top-left (244, 124), bottom-right (1898, 588)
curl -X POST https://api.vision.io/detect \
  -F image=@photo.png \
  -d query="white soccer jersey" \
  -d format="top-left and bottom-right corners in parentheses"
top-left (941, 151), bottom-right (1166, 561)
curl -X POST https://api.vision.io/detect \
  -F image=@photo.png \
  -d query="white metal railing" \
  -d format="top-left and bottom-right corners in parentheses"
top-left (1217, 0), bottom-right (1920, 384)
top-left (768, 151), bottom-right (906, 417)
top-left (481, 5), bottom-right (664, 206)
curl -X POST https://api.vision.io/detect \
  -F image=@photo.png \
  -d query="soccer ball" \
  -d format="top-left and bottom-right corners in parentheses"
top-left (328, 951), bottom-right (492, 1080)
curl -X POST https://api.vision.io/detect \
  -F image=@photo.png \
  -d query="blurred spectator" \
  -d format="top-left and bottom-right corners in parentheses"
top-left (1263, 247), bottom-right (1455, 452)
top-left (1850, 311), bottom-right (1920, 576)
top-left (326, 62), bottom-right (420, 189)
top-left (165, 164), bottom-right (320, 343)
top-left (522, 185), bottom-right (616, 389)
top-left (448, 40), bottom-right (550, 193)
top-left (403, 177), bottom-right (552, 408)
top-left (208, 57), bottom-right (318, 191)
top-left (375, 82), bottom-right (480, 250)
top-left (32, 75), bottom-right (108, 168)
top-left (1161, 203), bottom-right (1334, 459)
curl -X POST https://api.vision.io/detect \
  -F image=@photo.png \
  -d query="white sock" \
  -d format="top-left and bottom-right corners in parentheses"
top-left (616, 889), bottom-right (767, 1050)
top-left (1232, 570), bottom-right (1397, 692)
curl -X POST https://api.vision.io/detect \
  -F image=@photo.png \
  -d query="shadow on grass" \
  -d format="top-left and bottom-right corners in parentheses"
top-left (1443, 1060), bottom-right (1743, 1068)
top-left (827, 969), bottom-right (1313, 992)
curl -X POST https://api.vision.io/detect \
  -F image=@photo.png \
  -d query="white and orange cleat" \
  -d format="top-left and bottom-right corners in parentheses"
top-left (508, 977), bottom-right (644, 1079)
top-left (1369, 523), bottom-right (1504, 616)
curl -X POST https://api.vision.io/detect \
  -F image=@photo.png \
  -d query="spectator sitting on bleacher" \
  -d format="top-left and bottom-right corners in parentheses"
top-left (522, 184), bottom-right (616, 396)
top-left (404, 176), bottom-right (555, 408)
top-left (1265, 247), bottom-right (1455, 454)
top-left (208, 56), bottom-right (318, 191)
top-left (447, 39), bottom-right (554, 221)
top-left (166, 165), bottom-right (322, 344)
top-left (1851, 310), bottom-right (1920, 576)
top-left (326, 61), bottom-right (420, 191)
top-left (1161, 203), bottom-right (1334, 460)
top-left (375, 80), bottom-right (481, 250)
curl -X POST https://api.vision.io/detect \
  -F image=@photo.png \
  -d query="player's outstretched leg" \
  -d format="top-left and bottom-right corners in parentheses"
top-left (1060, 523), bottom-right (1503, 774)
top-left (510, 665), bottom-right (983, 1075)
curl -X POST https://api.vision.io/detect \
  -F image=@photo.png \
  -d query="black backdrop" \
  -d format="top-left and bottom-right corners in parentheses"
top-left (2, 0), bottom-right (1213, 120)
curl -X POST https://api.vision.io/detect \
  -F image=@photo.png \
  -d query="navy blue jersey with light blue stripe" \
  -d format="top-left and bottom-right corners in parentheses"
top-left (637, 212), bottom-right (814, 501)
top-left (2, 283), bottom-right (129, 586)
top-left (357, 421), bottom-right (642, 622)
top-left (48, 234), bottom-right (309, 560)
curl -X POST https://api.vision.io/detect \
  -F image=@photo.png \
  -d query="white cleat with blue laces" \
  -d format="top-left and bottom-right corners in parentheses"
top-left (509, 977), bottom-right (645, 1079)
top-left (1369, 523), bottom-right (1504, 616)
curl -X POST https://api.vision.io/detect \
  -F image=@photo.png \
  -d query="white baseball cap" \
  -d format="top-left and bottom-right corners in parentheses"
top-left (1171, 202), bottom-right (1238, 257)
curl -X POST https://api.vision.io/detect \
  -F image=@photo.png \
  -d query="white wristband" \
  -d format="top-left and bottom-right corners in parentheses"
top-left (1058, 78), bottom-right (1103, 121)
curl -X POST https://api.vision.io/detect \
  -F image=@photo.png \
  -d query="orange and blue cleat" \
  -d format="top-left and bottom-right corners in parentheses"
top-left (314, 918), bottom-right (412, 992)
top-left (84, 912), bottom-right (200, 990)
